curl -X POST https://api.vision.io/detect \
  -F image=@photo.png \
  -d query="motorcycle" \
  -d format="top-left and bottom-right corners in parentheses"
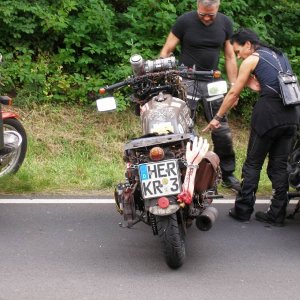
top-left (0, 54), bottom-right (27, 176)
top-left (97, 55), bottom-right (227, 269)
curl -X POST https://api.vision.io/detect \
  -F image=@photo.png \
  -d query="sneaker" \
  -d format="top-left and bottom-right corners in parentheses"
top-left (255, 211), bottom-right (284, 227)
top-left (228, 208), bottom-right (250, 222)
top-left (222, 175), bottom-right (241, 192)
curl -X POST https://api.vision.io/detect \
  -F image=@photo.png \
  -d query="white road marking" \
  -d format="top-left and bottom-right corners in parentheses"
top-left (0, 198), bottom-right (298, 204)
top-left (0, 199), bottom-right (115, 204)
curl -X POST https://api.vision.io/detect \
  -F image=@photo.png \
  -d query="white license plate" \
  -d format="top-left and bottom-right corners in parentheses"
top-left (138, 159), bottom-right (181, 199)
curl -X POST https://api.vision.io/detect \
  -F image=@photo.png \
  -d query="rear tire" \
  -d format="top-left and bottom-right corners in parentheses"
top-left (156, 213), bottom-right (186, 269)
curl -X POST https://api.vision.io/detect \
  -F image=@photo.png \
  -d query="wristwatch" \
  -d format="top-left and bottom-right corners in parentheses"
top-left (213, 114), bottom-right (223, 122)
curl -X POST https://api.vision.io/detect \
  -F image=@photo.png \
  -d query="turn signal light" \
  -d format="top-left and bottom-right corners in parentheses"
top-left (99, 88), bottom-right (106, 94)
top-left (213, 70), bottom-right (221, 79)
top-left (149, 146), bottom-right (165, 161)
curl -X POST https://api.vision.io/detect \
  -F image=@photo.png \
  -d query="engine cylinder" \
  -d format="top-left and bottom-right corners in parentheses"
top-left (130, 54), bottom-right (145, 75)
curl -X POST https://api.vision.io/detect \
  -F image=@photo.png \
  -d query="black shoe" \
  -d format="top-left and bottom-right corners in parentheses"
top-left (228, 208), bottom-right (250, 222)
top-left (222, 175), bottom-right (241, 192)
top-left (255, 211), bottom-right (285, 227)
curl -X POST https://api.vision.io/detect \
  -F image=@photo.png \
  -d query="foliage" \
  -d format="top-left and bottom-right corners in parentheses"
top-left (0, 0), bottom-right (298, 114)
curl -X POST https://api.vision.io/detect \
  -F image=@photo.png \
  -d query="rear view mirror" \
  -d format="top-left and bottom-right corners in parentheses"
top-left (207, 81), bottom-right (228, 96)
top-left (96, 97), bottom-right (117, 112)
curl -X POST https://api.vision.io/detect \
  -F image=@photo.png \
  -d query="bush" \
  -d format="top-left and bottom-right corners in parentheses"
top-left (0, 0), bottom-right (298, 111)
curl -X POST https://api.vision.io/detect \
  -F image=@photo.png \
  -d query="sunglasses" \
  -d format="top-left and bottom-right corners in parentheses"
top-left (198, 12), bottom-right (217, 17)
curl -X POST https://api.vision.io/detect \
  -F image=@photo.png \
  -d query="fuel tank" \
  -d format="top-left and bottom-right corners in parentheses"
top-left (140, 93), bottom-right (193, 135)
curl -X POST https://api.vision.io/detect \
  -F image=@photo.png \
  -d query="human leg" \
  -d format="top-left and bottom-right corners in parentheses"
top-left (255, 125), bottom-right (297, 225)
top-left (185, 79), bottom-right (201, 121)
top-left (202, 94), bottom-right (239, 190)
top-left (231, 129), bottom-right (270, 220)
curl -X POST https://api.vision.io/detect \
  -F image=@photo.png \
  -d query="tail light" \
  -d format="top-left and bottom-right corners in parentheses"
top-left (149, 146), bottom-right (165, 161)
top-left (158, 197), bottom-right (170, 209)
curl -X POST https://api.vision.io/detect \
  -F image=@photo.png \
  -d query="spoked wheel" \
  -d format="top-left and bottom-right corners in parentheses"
top-left (0, 118), bottom-right (27, 176)
top-left (156, 213), bottom-right (186, 269)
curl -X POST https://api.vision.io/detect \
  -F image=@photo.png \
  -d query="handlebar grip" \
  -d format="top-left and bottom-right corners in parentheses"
top-left (99, 80), bottom-right (129, 94)
top-left (179, 69), bottom-right (221, 79)
top-left (192, 70), bottom-right (214, 76)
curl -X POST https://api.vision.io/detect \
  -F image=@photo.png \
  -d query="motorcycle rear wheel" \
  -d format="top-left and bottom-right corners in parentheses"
top-left (156, 213), bottom-right (186, 269)
top-left (0, 118), bottom-right (27, 176)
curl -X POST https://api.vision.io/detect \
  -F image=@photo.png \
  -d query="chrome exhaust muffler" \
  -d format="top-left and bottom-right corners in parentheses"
top-left (196, 206), bottom-right (218, 231)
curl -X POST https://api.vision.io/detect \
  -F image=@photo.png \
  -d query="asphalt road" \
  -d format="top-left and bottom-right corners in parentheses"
top-left (0, 199), bottom-right (299, 300)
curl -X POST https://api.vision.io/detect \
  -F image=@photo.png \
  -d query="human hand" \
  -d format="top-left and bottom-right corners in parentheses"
top-left (185, 136), bottom-right (209, 166)
top-left (202, 119), bottom-right (221, 133)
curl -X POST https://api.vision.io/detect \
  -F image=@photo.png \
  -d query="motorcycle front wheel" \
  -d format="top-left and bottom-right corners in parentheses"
top-left (0, 118), bottom-right (27, 176)
top-left (156, 213), bottom-right (186, 269)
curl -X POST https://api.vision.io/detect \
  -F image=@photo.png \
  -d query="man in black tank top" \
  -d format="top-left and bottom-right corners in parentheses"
top-left (160, 0), bottom-right (240, 192)
top-left (204, 28), bottom-right (298, 226)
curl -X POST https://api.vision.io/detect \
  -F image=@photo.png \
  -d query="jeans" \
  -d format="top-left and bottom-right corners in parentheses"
top-left (235, 125), bottom-right (297, 219)
top-left (186, 80), bottom-right (236, 177)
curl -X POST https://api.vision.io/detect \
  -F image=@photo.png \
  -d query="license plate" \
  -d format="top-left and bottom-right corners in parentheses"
top-left (138, 159), bottom-right (181, 199)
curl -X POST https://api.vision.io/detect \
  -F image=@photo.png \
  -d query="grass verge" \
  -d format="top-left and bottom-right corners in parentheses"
top-left (0, 104), bottom-right (272, 197)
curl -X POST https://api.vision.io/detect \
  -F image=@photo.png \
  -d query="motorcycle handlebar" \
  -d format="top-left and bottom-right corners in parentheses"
top-left (99, 69), bottom-right (221, 94)
top-left (99, 80), bottom-right (128, 93)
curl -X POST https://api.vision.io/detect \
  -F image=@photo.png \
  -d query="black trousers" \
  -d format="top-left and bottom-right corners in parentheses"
top-left (235, 124), bottom-right (297, 219)
top-left (186, 80), bottom-right (236, 177)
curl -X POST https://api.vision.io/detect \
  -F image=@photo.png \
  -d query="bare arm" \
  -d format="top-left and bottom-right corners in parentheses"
top-left (160, 32), bottom-right (180, 58)
top-left (203, 55), bottom-right (259, 132)
top-left (224, 40), bottom-right (238, 84)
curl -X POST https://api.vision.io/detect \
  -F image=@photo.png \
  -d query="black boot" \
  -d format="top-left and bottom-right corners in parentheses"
top-left (222, 175), bottom-right (241, 192)
top-left (255, 211), bottom-right (285, 227)
top-left (229, 207), bottom-right (251, 222)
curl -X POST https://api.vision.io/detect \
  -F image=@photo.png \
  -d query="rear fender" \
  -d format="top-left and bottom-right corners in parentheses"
top-left (2, 111), bottom-right (19, 120)
top-left (147, 197), bottom-right (180, 216)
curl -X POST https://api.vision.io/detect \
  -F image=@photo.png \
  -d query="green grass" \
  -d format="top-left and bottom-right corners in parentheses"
top-left (0, 105), bottom-right (273, 196)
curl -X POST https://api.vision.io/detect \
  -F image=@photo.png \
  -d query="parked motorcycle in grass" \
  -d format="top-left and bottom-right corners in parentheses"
top-left (0, 54), bottom-right (27, 176)
top-left (97, 55), bottom-right (227, 268)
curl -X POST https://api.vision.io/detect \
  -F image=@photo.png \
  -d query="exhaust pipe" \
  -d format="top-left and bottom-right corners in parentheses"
top-left (196, 206), bottom-right (218, 231)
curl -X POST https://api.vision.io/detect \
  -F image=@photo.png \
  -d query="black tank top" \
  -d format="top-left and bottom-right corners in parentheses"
top-left (253, 47), bottom-right (291, 98)
top-left (250, 47), bottom-right (298, 136)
